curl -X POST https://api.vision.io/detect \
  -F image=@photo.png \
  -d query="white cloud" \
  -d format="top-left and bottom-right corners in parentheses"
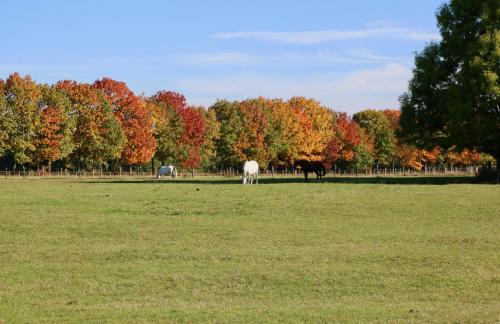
top-left (212, 26), bottom-right (440, 44)
top-left (318, 49), bottom-right (410, 64)
top-left (174, 63), bottom-right (412, 113)
top-left (176, 50), bottom-right (409, 66)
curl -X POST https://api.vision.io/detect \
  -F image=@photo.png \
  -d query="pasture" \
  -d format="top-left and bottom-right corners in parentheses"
top-left (0, 177), bottom-right (499, 322)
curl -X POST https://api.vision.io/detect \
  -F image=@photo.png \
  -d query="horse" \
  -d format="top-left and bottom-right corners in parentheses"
top-left (295, 160), bottom-right (326, 182)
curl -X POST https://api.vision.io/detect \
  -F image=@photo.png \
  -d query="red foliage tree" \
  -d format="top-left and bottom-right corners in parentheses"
top-left (382, 109), bottom-right (401, 131)
top-left (93, 78), bottom-right (156, 165)
top-left (235, 98), bottom-right (270, 166)
top-left (324, 112), bottom-right (361, 164)
top-left (35, 106), bottom-right (63, 170)
top-left (149, 91), bottom-right (205, 168)
top-left (179, 106), bottom-right (206, 168)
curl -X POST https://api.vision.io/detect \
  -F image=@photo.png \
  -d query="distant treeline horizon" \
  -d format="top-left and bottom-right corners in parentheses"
top-left (0, 73), bottom-right (494, 172)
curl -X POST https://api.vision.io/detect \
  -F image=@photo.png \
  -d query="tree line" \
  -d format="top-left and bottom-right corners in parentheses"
top-left (0, 73), bottom-right (494, 172)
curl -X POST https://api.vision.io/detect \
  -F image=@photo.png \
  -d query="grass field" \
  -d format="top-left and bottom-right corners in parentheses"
top-left (0, 176), bottom-right (499, 322)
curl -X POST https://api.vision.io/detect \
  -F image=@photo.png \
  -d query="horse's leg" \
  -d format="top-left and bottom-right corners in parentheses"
top-left (304, 171), bottom-right (308, 182)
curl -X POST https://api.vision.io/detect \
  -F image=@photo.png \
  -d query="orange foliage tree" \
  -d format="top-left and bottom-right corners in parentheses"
top-left (324, 112), bottom-right (361, 165)
top-left (34, 85), bottom-right (74, 171)
top-left (93, 78), bottom-right (156, 166)
top-left (56, 80), bottom-right (125, 168)
top-left (234, 98), bottom-right (270, 167)
top-left (288, 97), bottom-right (334, 162)
top-left (445, 147), bottom-right (482, 166)
top-left (262, 98), bottom-right (303, 166)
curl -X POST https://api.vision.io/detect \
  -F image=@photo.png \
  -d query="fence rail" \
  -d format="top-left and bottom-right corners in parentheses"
top-left (0, 166), bottom-right (486, 179)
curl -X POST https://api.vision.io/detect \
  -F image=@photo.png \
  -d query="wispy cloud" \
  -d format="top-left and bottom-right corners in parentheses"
top-left (317, 49), bottom-right (410, 64)
top-left (174, 63), bottom-right (411, 113)
top-left (176, 50), bottom-right (410, 67)
top-left (212, 26), bottom-right (440, 44)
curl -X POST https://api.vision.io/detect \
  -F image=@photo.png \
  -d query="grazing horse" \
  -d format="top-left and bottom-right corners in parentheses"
top-left (295, 160), bottom-right (326, 182)
top-left (242, 160), bottom-right (259, 184)
top-left (157, 165), bottom-right (178, 179)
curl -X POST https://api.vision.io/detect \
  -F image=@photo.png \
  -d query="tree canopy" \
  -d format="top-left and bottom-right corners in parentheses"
top-left (400, 0), bottom-right (499, 166)
top-left (0, 72), bottom-right (494, 173)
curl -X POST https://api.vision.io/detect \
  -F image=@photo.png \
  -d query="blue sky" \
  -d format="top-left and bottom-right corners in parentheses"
top-left (0, 0), bottom-right (445, 113)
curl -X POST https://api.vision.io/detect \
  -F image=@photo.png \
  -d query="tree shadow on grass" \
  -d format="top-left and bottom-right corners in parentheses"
top-left (86, 175), bottom-right (479, 185)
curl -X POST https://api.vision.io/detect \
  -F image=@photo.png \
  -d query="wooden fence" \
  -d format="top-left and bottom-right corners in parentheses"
top-left (0, 166), bottom-right (485, 179)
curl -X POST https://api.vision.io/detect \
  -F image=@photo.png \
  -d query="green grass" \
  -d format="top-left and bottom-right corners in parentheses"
top-left (0, 177), bottom-right (499, 322)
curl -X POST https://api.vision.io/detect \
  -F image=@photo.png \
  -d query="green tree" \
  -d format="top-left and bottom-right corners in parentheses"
top-left (3, 73), bottom-right (42, 169)
top-left (353, 109), bottom-right (395, 166)
top-left (210, 100), bottom-right (245, 168)
top-left (147, 91), bottom-right (187, 166)
top-left (351, 144), bottom-right (374, 170)
top-left (198, 107), bottom-right (220, 169)
top-left (400, 0), bottom-right (499, 170)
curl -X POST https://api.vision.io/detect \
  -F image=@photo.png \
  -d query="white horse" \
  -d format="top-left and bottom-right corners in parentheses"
top-left (242, 160), bottom-right (259, 184)
top-left (157, 165), bottom-right (178, 179)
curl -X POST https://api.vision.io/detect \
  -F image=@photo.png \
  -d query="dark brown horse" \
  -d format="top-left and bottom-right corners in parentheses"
top-left (295, 160), bottom-right (326, 182)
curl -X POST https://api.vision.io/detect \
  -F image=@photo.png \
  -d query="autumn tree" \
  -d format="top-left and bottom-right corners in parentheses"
top-left (94, 78), bottom-right (156, 166)
top-left (288, 97), bottom-right (334, 162)
top-left (324, 112), bottom-right (361, 165)
top-left (234, 98), bottom-right (271, 167)
top-left (179, 106), bottom-right (206, 168)
top-left (56, 80), bottom-right (125, 169)
top-left (262, 98), bottom-right (303, 167)
top-left (444, 147), bottom-right (482, 167)
top-left (33, 85), bottom-right (75, 171)
top-left (3, 73), bottom-right (42, 169)
top-left (383, 109), bottom-right (401, 132)
top-left (147, 96), bottom-right (183, 166)
top-left (148, 91), bottom-right (205, 168)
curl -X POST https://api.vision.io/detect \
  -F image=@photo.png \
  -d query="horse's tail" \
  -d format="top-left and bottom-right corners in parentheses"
top-left (320, 165), bottom-right (326, 177)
